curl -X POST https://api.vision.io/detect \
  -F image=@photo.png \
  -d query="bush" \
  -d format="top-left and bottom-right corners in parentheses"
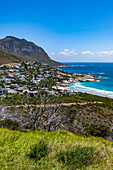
top-left (85, 123), bottom-right (110, 138)
top-left (0, 119), bottom-right (20, 131)
top-left (28, 139), bottom-right (49, 160)
top-left (57, 145), bottom-right (94, 168)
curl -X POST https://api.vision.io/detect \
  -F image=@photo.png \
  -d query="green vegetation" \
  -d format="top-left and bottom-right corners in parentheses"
top-left (57, 145), bottom-right (94, 169)
top-left (0, 37), bottom-right (113, 169)
top-left (84, 123), bottom-right (111, 138)
top-left (2, 91), bottom-right (113, 106)
top-left (1, 92), bottom-right (61, 105)
top-left (1, 92), bottom-right (113, 140)
top-left (27, 139), bottom-right (49, 160)
top-left (0, 119), bottom-right (20, 131)
top-left (62, 92), bottom-right (113, 105)
top-left (0, 128), bottom-right (113, 169)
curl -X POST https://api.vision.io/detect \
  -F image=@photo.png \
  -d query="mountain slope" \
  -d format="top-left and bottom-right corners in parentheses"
top-left (0, 50), bottom-right (29, 65)
top-left (0, 36), bottom-right (62, 66)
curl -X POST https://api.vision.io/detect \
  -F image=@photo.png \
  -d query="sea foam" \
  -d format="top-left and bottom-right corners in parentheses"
top-left (67, 82), bottom-right (113, 98)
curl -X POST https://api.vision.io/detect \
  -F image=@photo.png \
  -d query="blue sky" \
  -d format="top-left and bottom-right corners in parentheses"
top-left (0, 0), bottom-right (113, 62)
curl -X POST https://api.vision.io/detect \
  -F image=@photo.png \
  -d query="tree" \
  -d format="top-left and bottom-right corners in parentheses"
top-left (22, 92), bottom-right (69, 131)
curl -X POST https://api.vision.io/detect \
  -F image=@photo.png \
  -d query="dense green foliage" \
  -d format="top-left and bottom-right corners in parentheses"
top-left (0, 119), bottom-right (20, 131)
top-left (1, 91), bottom-right (113, 106)
top-left (62, 92), bottom-right (113, 105)
top-left (85, 123), bottom-right (111, 138)
top-left (27, 139), bottom-right (49, 160)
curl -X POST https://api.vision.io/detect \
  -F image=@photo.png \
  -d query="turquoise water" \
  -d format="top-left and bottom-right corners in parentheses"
top-left (56, 63), bottom-right (113, 98)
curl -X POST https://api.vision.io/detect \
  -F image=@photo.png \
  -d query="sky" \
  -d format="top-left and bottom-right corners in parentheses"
top-left (0, 0), bottom-right (113, 62)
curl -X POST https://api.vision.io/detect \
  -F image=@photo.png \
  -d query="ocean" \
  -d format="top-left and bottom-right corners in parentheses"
top-left (56, 63), bottom-right (113, 98)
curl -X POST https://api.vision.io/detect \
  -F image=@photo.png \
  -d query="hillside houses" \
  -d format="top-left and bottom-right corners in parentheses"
top-left (0, 61), bottom-right (93, 97)
top-left (0, 61), bottom-right (66, 97)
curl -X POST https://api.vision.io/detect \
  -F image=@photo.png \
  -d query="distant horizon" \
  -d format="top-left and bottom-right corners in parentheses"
top-left (61, 62), bottom-right (113, 63)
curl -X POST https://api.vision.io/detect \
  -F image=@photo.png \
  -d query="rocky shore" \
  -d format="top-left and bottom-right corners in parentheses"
top-left (62, 74), bottom-right (95, 83)
top-left (53, 72), bottom-right (96, 91)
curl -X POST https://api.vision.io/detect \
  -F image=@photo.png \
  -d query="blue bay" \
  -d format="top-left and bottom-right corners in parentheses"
top-left (56, 63), bottom-right (113, 98)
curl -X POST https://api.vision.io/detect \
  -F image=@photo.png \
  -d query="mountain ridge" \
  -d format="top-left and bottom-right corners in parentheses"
top-left (0, 36), bottom-right (62, 66)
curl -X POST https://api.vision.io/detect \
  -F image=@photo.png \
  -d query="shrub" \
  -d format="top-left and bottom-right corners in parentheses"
top-left (0, 119), bottom-right (20, 131)
top-left (85, 123), bottom-right (110, 138)
top-left (28, 139), bottom-right (49, 160)
top-left (57, 145), bottom-right (94, 168)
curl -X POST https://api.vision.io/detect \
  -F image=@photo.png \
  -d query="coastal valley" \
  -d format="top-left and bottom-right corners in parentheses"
top-left (0, 37), bottom-right (113, 169)
top-left (0, 60), bottom-right (113, 139)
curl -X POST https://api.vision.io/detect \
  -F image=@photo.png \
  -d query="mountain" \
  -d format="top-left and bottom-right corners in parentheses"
top-left (0, 36), bottom-right (62, 66)
top-left (0, 50), bottom-right (29, 65)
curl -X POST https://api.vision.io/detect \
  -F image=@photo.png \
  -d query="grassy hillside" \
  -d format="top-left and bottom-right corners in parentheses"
top-left (0, 51), bottom-right (29, 65)
top-left (0, 128), bottom-right (113, 169)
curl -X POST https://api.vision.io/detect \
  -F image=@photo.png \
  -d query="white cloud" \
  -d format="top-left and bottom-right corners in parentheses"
top-left (64, 49), bottom-right (69, 52)
top-left (97, 51), bottom-right (113, 56)
top-left (59, 49), bottom-right (77, 56)
top-left (81, 50), bottom-right (113, 56)
top-left (81, 51), bottom-right (94, 55)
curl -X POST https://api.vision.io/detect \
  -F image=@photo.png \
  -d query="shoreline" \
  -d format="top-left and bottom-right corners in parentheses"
top-left (55, 81), bottom-right (113, 99)
top-left (67, 82), bottom-right (113, 98)
top-left (54, 67), bottom-right (113, 99)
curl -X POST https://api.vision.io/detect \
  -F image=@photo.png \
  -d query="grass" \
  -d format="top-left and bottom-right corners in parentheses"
top-left (0, 128), bottom-right (113, 169)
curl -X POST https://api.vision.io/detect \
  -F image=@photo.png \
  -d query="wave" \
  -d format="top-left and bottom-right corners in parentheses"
top-left (67, 82), bottom-right (113, 98)
top-left (97, 72), bottom-right (104, 75)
